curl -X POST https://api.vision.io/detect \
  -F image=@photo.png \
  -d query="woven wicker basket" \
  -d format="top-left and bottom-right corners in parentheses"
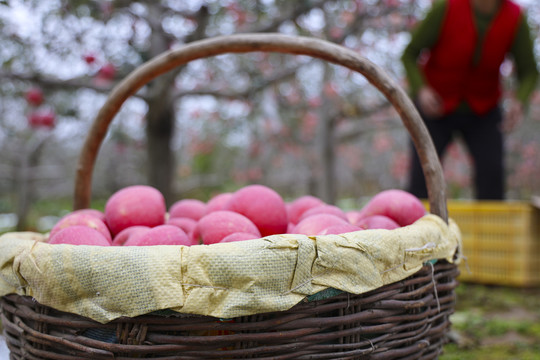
top-left (1, 33), bottom-right (459, 359)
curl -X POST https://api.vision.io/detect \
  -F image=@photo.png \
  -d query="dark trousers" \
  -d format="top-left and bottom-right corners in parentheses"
top-left (408, 106), bottom-right (504, 200)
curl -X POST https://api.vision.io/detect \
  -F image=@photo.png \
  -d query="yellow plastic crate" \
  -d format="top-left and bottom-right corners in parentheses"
top-left (443, 200), bottom-right (540, 287)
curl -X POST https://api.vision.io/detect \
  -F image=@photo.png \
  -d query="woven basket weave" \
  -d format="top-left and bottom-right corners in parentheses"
top-left (1, 262), bottom-right (458, 359)
top-left (1, 33), bottom-right (458, 359)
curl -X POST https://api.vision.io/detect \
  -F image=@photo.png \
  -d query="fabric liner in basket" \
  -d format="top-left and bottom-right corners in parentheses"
top-left (0, 215), bottom-right (460, 324)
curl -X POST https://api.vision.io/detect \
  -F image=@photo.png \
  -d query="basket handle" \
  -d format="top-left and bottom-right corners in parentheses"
top-left (74, 33), bottom-right (447, 223)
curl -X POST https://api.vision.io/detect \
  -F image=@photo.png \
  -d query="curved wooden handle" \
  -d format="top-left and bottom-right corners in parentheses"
top-left (74, 33), bottom-right (447, 222)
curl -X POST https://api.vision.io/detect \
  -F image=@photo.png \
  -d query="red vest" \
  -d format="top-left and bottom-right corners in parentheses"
top-left (423, 0), bottom-right (521, 115)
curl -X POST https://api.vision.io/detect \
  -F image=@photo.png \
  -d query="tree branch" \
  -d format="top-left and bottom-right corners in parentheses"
top-left (245, 0), bottom-right (334, 33)
top-left (172, 63), bottom-right (306, 101)
top-left (334, 103), bottom-right (403, 142)
top-left (0, 71), bottom-right (114, 94)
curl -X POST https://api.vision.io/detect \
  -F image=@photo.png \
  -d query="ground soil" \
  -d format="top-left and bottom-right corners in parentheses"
top-left (441, 282), bottom-right (540, 360)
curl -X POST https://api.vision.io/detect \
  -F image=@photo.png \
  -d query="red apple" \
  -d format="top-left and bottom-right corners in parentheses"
top-left (124, 225), bottom-right (192, 246)
top-left (104, 185), bottom-right (166, 236)
top-left (70, 209), bottom-right (106, 222)
top-left (97, 62), bottom-right (116, 80)
top-left (291, 214), bottom-right (348, 236)
top-left (169, 199), bottom-right (206, 221)
top-left (299, 204), bottom-right (348, 222)
top-left (25, 87), bottom-right (44, 107)
top-left (205, 192), bottom-right (233, 214)
top-left (166, 217), bottom-right (197, 235)
top-left (50, 213), bottom-right (112, 244)
top-left (48, 226), bottom-right (111, 246)
top-left (195, 210), bottom-right (261, 245)
top-left (28, 112), bottom-right (42, 128)
top-left (355, 215), bottom-right (400, 230)
top-left (220, 232), bottom-right (258, 243)
top-left (345, 210), bottom-right (367, 224)
top-left (227, 185), bottom-right (288, 236)
top-left (287, 222), bottom-right (295, 233)
top-left (83, 52), bottom-right (97, 65)
top-left (189, 226), bottom-right (201, 246)
top-left (288, 195), bottom-right (325, 225)
top-left (359, 189), bottom-right (426, 226)
top-left (28, 110), bottom-right (55, 129)
top-left (39, 110), bottom-right (55, 128)
top-left (318, 223), bottom-right (363, 235)
top-left (112, 225), bottom-right (150, 246)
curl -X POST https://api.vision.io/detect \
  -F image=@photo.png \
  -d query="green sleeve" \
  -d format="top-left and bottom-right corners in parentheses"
top-left (401, 0), bottom-right (448, 98)
top-left (510, 12), bottom-right (539, 106)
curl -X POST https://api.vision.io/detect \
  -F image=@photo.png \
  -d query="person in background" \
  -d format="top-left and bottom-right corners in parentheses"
top-left (401, 0), bottom-right (538, 200)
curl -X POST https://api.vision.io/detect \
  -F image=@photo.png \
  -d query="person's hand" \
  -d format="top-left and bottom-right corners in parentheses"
top-left (417, 86), bottom-right (444, 118)
top-left (502, 99), bottom-right (523, 133)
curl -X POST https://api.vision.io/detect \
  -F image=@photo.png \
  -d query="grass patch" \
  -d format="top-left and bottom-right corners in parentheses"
top-left (443, 283), bottom-right (540, 359)
top-left (454, 283), bottom-right (540, 312)
top-left (441, 343), bottom-right (540, 360)
top-left (451, 311), bottom-right (540, 338)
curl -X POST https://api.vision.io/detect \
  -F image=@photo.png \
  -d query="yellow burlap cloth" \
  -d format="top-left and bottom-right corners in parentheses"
top-left (0, 214), bottom-right (461, 324)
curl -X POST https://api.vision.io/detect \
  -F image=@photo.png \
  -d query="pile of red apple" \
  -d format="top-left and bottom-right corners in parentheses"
top-left (24, 87), bottom-right (56, 129)
top-left (47, 185), bottom-right (427, 246)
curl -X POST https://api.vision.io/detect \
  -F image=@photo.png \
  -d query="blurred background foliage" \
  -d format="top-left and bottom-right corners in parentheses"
top-left (0, 0), bottom-right (538, 232)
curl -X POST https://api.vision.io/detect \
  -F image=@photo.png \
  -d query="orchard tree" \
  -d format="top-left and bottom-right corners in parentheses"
top-left (1, 0), bottom-right (418, 205)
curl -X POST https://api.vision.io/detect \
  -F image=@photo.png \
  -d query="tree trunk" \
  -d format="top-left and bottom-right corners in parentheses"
top-left (316, 63), bottom-right (337, 204)
top-left (144, 5), bottom-right (209, 205)
top-left (15, 135), bottom-right (47, 231)
top-left (146, 93), bottom-right (175, 205)
top-left (15, 152), bottom-right (31, 231)
top-left (143, 3), bottom-right (177, 205)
